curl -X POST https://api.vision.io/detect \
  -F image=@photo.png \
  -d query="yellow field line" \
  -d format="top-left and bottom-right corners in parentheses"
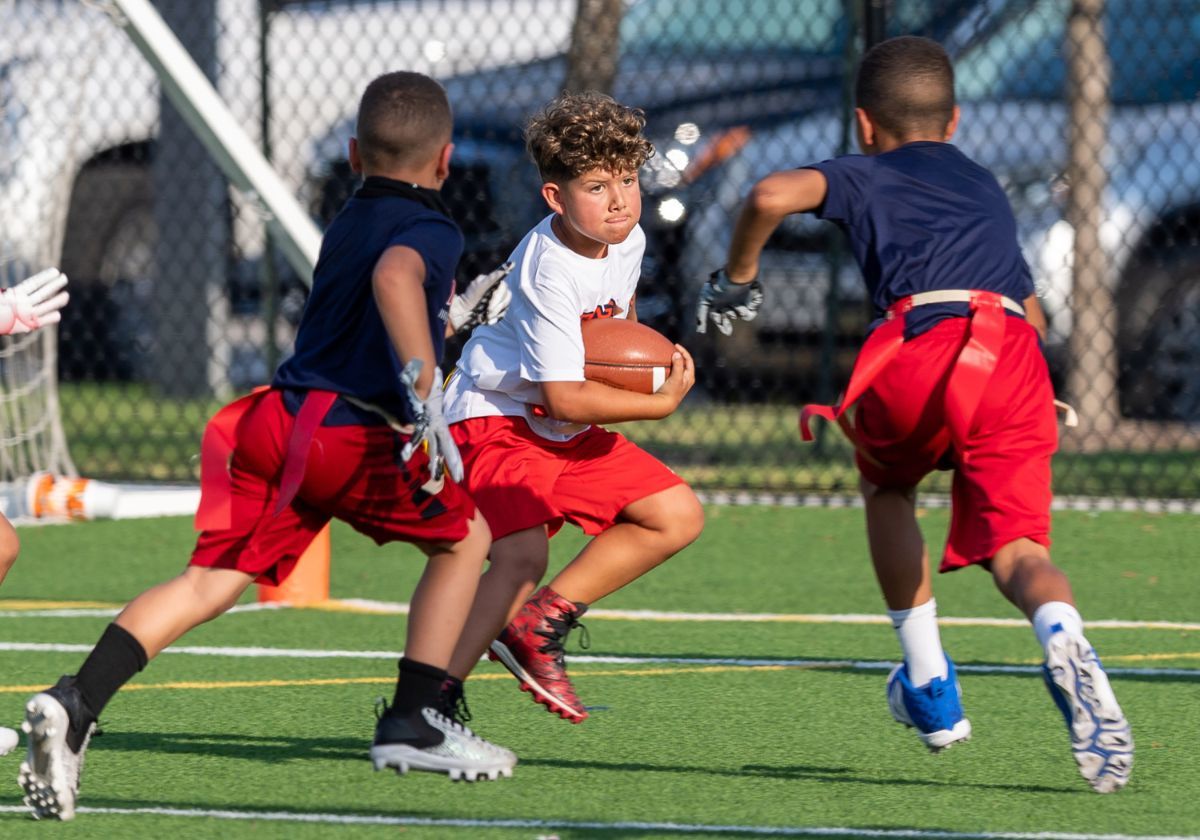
top-left (0, 664), bottom-right (811, 695)
top-left (1102, 651), bottom-right (1200, 663)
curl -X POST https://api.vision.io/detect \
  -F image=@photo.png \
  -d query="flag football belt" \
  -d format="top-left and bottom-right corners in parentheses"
top-left (195, 388), bottom-right (411, 532)
top-left (799, 290), bottom-right (1029, 462)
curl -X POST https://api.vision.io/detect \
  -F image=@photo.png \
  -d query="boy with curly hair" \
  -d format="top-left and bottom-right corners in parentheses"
top-left (437, 92), bottom-right (704, 724)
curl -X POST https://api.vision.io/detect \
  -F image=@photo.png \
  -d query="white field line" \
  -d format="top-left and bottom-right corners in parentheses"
top-left (0, 640), bottom-right (1195, 679)
top-left (3, 599), bottom-right (1200, 633)
top-left (696, 491), bottom-right (1200, 515)
top-left (0, 602), bottom-right (279, 619)
top-left (8, 485), bottom-right (1198, 527)
top-left (0, 806), bottom-right (1194, 839)
top-left (330, 599), bottom-right (1200, 632)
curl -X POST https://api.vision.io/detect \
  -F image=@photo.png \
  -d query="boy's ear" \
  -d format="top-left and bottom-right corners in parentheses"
top-left (348, 137), bottom-right (363, 174)
top-left (854, 107), bottom-right (876, 153)
top-left (541, 181), bottom-right (565, 215)
top-left (435, 142), bottom-right (454, 185)
top-left (943, 105), bottom-right (961, 141)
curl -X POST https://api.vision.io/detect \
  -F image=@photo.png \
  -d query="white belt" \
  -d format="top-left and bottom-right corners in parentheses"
top-left (901, 289), bottom-right (1025, 316)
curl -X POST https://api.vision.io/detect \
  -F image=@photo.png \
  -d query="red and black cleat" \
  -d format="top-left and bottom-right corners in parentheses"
top-left (488, 586), bottom-right (589, 723)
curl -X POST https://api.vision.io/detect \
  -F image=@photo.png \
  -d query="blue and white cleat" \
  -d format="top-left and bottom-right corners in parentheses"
top-left (1042, 632), bottom-right (1133, 793)
top-left (887, 655), bottom-right (972, 751)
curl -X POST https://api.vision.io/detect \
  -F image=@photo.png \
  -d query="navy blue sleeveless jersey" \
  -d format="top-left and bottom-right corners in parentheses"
top-left (807, 141), bottom-right (1034, 338)
top-left (273, 193), bottom-right (463, 425)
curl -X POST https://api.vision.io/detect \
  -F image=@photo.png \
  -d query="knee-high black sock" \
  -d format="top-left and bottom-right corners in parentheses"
top-left (74, 623), bottom-right (148, 718)
top-left (391, 657), bottom-right (447, 715)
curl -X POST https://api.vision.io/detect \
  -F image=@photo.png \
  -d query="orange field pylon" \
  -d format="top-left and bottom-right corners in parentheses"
top-left (257, 524), bottom-right (330, 605)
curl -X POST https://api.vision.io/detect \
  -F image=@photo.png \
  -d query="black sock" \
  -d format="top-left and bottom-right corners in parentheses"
top-left (74, 623), bottom-right (149, 718)
top-left (391, 657), bottom-right (447, 716)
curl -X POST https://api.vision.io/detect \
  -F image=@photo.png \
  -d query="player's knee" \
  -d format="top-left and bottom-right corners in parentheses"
top-left (858, 475), bottom-right (915, 503)
top-left (452, 511), bottom-right (492, 567)
top-left (990, 538), bottom-right (1055, 579)
top-left (181, 567), bottom-right (251, 620)
top-left (0, 518), bottom-right (19, 575)
top-left (489, 528), bottom-right (549, 583)
top-left (647, 486), bottom-right (705, 550)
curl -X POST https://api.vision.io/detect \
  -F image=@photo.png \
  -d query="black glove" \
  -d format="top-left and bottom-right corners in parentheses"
top-left (695, 268), bottom-right (764, 335)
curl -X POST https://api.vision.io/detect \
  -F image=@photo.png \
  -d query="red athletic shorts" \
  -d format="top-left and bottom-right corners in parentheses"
top-left (190, 390), bottom-right (475, 584)
top-left (450, 415), bottom-right (684, 540)
top-left (853, 317), bottom-right (1056, 571)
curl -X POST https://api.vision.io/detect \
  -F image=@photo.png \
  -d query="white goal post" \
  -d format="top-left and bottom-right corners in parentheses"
top-left (108, 0), bottom-right (322, 285)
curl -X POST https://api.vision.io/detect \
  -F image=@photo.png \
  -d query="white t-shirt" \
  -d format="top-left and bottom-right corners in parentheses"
top-left (446, 214), bottom-right (645, 441)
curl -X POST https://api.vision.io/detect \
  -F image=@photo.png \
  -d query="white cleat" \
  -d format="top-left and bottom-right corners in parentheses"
top-left (0, 725), bottom-right (19, 756)
top-left (1043, 632), bottom-right (1133, 793)
top-left (370, 707), bottom-right (515, 782)
top-left (17, 678), bottom-right (96, 820)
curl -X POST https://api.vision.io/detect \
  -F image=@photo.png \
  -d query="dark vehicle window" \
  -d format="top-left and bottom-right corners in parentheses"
top-left (619, 0), bottom-right (845, 54)
top-left (957, 0), bottom-right (1200, 104)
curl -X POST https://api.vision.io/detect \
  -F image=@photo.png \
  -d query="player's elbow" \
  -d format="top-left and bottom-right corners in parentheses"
top-left (538, 381), bottom-right (587, 423)
top-left (747, 170), bottom-right (824, 218)
top-left (747, 176), bottom-right (799, 220)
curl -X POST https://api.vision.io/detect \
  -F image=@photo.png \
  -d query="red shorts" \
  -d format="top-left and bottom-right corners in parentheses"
top-left (191, 390), bottom-right (475, 585)
top-left (450, 416), bottom-right (684, 540)
top-left (853, 317), bottom-right (1056, 571)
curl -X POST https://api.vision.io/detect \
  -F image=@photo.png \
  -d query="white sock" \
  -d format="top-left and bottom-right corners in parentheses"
top-left (888, 598), bottom-right (947, 686)
top-left (1032, 601), bottom-right (1085, 651)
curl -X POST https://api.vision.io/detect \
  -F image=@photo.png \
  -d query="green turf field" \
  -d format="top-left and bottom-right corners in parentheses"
top-left (0, 506), bottom-right (1196, 838)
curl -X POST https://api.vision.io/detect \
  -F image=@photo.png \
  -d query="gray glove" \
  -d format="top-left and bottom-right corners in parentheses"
top-left (448, 261), bottom-right (514, 334)
top-left (695, 268), bottom-right (764, 336)
top-left (399, 359), bottom-right (463, 483)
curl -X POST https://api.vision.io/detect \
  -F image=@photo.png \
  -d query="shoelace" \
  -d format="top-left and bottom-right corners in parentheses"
top-left (376, 698), bottom-right (498, 752)
top-left (538, 610), bottom-right (590, 656)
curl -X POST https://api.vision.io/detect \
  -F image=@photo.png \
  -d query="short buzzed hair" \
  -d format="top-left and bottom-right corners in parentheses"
top-left (355, 71), bottom-right (452, 172)
top-left (855, 36), bottom-right (955, 139)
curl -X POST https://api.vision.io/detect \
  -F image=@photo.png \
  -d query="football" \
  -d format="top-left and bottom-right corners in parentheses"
top-left (581, 317), bottom-right (676, 394)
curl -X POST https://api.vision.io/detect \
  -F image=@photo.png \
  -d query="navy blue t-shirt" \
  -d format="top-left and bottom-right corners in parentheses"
top-left (808, 141), bottom-right (1034, 338)
top-left (273, 186), bottom-right (464, 425)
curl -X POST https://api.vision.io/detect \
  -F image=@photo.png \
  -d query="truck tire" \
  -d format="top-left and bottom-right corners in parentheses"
top-left (1117, 248), bottom-right (1200, 421)
top-left (58, 161), bottom-right (157, 381)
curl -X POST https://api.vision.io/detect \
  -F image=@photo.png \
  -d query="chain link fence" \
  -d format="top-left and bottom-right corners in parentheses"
top-left (1, 0), bottom-right (1197, 500)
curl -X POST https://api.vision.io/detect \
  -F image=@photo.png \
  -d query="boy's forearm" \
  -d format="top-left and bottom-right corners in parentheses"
top-left (373, 247), bottom-right (438, 397)
top-left (540, 380), bottom-right (672, 424)
top-left (726, 169), bottom-right (828, 281)
top-left (726, 201), bottom-right (787, 282)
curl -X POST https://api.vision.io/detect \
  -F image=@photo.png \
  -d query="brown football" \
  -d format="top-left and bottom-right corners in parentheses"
top-left (581, 318), bottom-right (676, 394)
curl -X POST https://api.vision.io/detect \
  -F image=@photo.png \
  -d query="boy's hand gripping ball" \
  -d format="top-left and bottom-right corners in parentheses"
top-left (581, 318), bottom-right (676, 394)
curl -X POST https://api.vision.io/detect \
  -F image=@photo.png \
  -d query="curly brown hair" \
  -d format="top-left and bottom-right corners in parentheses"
top-left (524, 92), bottom-right (655, 183)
